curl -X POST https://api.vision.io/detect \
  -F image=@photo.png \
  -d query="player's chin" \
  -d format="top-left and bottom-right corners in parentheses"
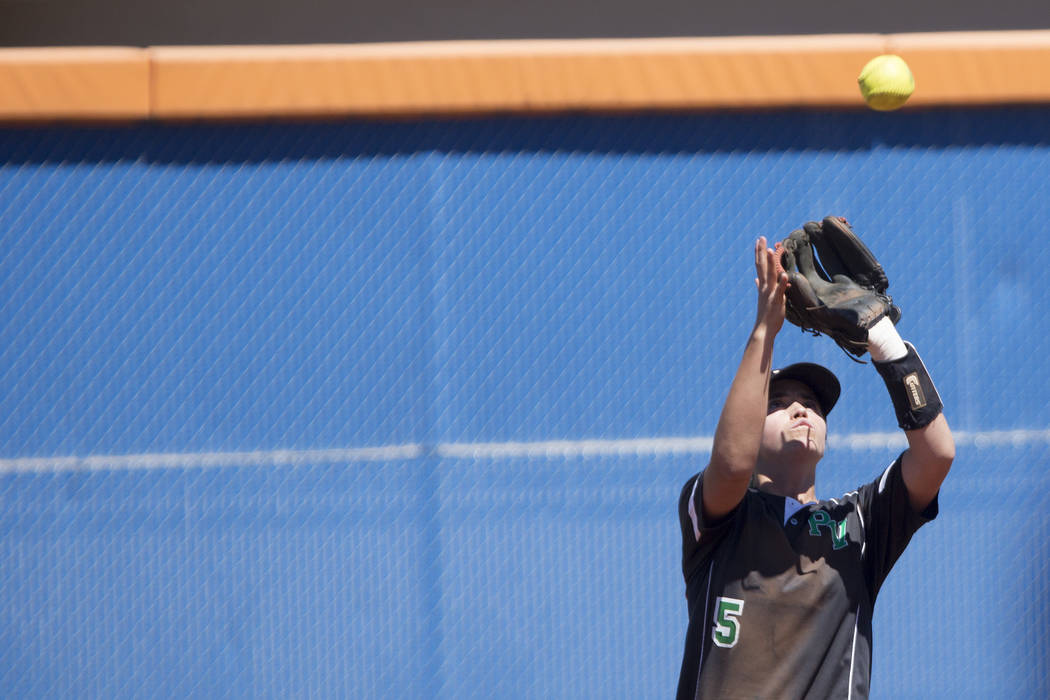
top-left (783, 436), bottom-right (825, 456)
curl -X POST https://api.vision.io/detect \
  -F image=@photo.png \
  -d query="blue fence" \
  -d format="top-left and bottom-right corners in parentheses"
top-left (2, 109), bottom-right (1049, 698)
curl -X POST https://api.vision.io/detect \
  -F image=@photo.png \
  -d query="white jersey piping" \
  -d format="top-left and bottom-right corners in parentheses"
top-left (694, 560), bottom-right (714, 700)
top-left (847, 605), bottom-right (861, 700)
top-left (688, 476), bottom-right (702, 541)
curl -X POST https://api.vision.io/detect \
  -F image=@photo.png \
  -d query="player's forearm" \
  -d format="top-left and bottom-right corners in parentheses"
top-left (709, 324), bottom-right (775, 480)
top-left (904, 413), bottom-right (955, 469)
top-left (901, 413), bottom-right (954, 511)
top-left (868, 321), bottom-right (955, 508)
top-left (701, 237), bottom-right (786, 518)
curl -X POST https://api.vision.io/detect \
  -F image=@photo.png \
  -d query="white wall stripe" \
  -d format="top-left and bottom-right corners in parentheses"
top-left (949, 429), bottom-right (1050, 448)
top-left (0, 428), bottom-right (1047, 473)
top-left (0, 445), bottom-right (427, 473)
top-left (436, 436), bottom-right (714, 459)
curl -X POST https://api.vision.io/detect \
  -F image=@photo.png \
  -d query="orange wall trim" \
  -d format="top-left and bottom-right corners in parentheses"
top-left (0, 48), bottom-right (150, 120)
top-left (4, 32), bottom-right (1050, 121)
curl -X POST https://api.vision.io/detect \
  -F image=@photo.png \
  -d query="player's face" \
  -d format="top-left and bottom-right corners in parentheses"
top-left (762, 379), bottom-right (827, 457)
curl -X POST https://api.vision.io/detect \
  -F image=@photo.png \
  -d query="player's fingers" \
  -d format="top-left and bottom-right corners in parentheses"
top-left (755, 237), bottom-right (774, 284)
top-left (754, 237), bottom-right (767, 275)
top-left (764, 246), bottom-right (782, 287)
top-left (774, 269), bottom-right (790, 298)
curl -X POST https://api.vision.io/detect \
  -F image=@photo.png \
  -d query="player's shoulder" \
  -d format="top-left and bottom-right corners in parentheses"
top-left (680, 471), bottom-right (701, 495)
top-left (820, 456), bottom-right (908, 513)
top-left (678, 471), bottom-right (701, 520)
top-left (849, 454), bottom-right (909, 500)
top-left (823, 488), bottom-right (863, 505)
top-left (818, 490), bottom-right (863, 517)
top-left (678, 468), bottom-right (763, 512)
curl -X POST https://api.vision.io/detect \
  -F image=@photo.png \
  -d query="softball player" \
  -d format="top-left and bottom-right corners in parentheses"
top-left (676, 233), bottom-right (954, 699)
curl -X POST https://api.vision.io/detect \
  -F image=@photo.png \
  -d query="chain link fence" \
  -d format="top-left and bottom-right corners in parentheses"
top-left (2, 110), bottom-right (1049, 698)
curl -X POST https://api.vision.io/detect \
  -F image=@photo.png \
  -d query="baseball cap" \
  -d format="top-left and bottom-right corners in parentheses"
top-left (769, 362), bottom-right (841, 416)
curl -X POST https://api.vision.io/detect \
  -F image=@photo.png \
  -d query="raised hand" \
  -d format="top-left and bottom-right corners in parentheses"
top-left (753, 236), bottom-right (789, 337)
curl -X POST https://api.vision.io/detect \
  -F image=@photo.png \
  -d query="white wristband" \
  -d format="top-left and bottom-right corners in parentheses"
top-left (867, 316), bottom-right (908, 362)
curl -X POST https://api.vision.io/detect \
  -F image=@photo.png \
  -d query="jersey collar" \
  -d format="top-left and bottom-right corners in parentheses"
top-left (783, 496), bottom-right (817, 524)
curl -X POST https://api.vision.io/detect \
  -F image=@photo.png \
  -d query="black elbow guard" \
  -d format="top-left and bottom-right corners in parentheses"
top-left (873, 342), bottom-right (944, 431)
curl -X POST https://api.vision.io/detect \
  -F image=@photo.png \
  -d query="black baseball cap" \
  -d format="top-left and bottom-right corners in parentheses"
top-left (770, 362), bottom-right (841, 416)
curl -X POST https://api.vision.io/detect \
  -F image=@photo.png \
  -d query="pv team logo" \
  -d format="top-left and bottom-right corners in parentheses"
top-left (807, 510), bottom-right (848, 550)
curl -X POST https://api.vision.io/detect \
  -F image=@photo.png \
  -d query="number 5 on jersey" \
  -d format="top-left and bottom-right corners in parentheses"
top-left (712, 596), bottom-right (745, 648)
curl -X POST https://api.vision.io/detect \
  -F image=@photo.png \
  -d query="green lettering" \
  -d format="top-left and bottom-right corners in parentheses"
top-left (808, 510), bottom-right (831, 536)
top-left (808, 511), bottom-right (849, 550)
top-left (830, 518), bottom-right (848, 550)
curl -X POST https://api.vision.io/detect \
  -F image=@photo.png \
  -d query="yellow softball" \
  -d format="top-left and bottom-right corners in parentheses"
top-left (857, 55), bottom-right (915, 111)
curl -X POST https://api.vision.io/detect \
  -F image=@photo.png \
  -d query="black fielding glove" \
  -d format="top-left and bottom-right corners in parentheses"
top-left (775, 216), bottom-right (901, 360)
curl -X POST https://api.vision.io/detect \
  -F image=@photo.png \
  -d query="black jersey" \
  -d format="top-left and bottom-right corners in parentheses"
top-left (676, 456), bottom-right (937, 700)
